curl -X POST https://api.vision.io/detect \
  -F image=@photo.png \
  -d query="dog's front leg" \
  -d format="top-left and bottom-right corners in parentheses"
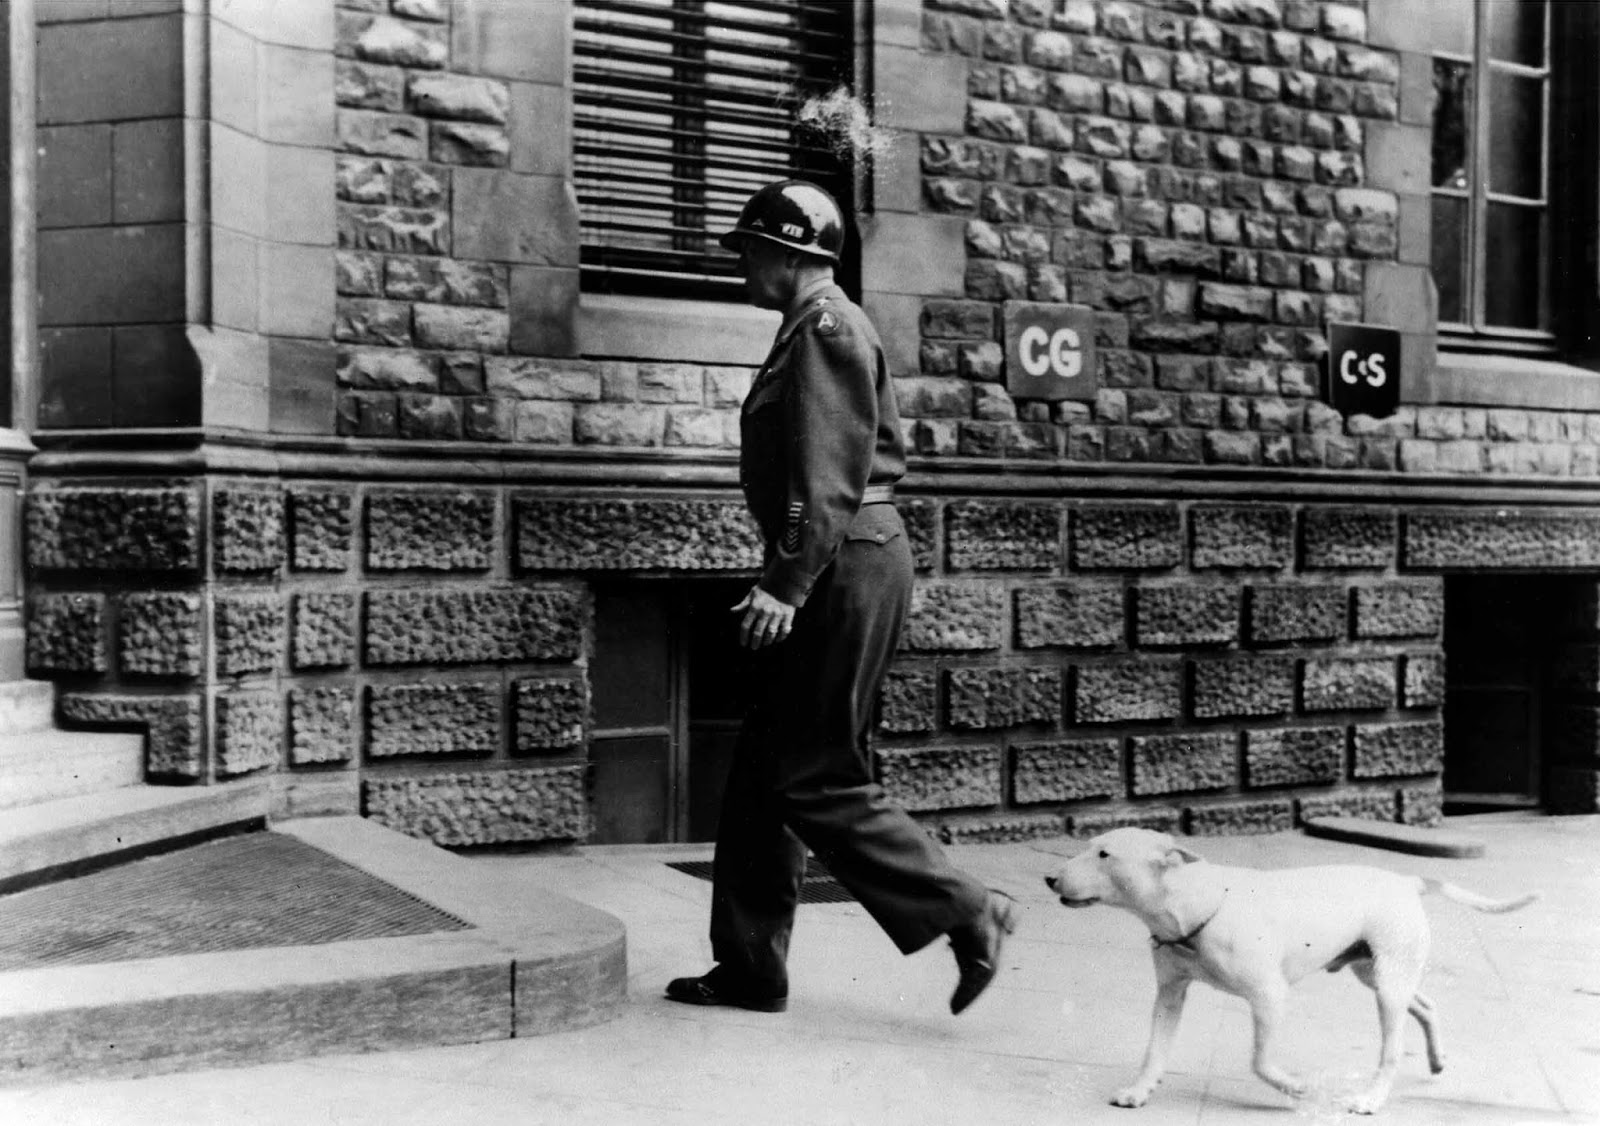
top-left (1113, 966), bottom-right (1190, 1108)
top-left (1244, 984), bottom-right (1307, 1102)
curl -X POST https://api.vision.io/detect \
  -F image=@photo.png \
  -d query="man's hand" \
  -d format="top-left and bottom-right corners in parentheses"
top-left (733, 585), bottom-right (796, 650)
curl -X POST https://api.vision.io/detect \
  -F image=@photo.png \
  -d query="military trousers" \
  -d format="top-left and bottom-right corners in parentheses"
top-left (709, 505), bottom-right (988, 992)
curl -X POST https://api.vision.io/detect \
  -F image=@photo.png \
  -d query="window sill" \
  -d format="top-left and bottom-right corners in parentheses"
top-left (1414, 351), bottom-right (1600, 411)
top-left (577, 293), bottom-right (778, 366)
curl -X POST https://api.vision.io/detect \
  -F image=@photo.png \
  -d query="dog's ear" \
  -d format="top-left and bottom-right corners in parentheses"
top-left (1162, 845), bottom-right (1203, 868)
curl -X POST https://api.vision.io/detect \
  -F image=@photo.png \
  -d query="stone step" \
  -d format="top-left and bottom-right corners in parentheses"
top-left (0, 816), bottom-right (626, 1085)
top-left (1303, 815), bottom-right (1487, 858)
top-left (0, 729), bottom-right (144, 813)
top-left (0, 781), bottom-right (272, 894)
top-left (0, 680), bottom-right (58, 735)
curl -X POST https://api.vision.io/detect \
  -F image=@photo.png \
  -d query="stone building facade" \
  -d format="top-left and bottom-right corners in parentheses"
top-left (16, 0), bottom-right (1600, 847)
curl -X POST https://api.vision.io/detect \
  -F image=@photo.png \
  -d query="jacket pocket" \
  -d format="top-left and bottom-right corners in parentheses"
top-left (844, 504), bottom-right (903, 545)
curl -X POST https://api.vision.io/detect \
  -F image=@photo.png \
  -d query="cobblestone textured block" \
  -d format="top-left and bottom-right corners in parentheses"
top-left (1245, 725), bottom-right (1344, 787)
top-left (1015, 584), bottom-right (1125, 649)
top-left (929, 813), bottom-right (1065, 844)
top-left (1399, 781), bottom-right (1444, 825)
top-left (364, 586), bottom-right (586, 665)
top-left (60, 691), bottom-right (204, 778)
top-left (367, 488), bottom-right (496, 571)
top-left (945, 500), bottom-right (1062, 570)
top-left (363, 765), bottom-right (589, 845)
top-left (215, 593), bottom-right (285, 677)
top-left (1187, 798), bottom-right (1295, 836)
top-left (1353, 581), bottom-right (1443, 638)
top-left (367, 681), bottom-right (501, 757)
top-left (1403, 651), bottom-right (1443, 708)
top-left (1136, 584), bottom-right (1239, 646)
top-left (212, 486), bottom-right (286, 574)
top-left (1194, 656), bottom-right (1296, 718)
top-left (216, 689), bottom-right (282, 777)
top-left (514, 676), bottom-right (588, 753)
top-left (289, 487), bottom-right (355, 572)
top-left (946, 665), bottom-right (1060, 729)
top-left (1298, 789), bottom-right (1398, 824)
top-left (1404, 510), bottom-right (1600, 569)
top-left (1248, 584), bottom-right (1345, 644)
top-left (900, 499), bottom-right (938, 572)
top-left (1075, 658), bottom-right (1183, 723)
top-left (1353, 720), bottom-right (1443, 778)
top-left (1012, 737), bottom-right (1123, 804)
top-left (1067, 805), bottom-right (1183, 838)
top-left (878, 667), bottom-right (938, 734)
top-left (903, 583), bottom-right (1006, 651)
top-left (119, 592), bottom-right (204, 677)
top-left (289, 685), bottom-right (356, 765)
top-left (877, 744), bottom-right (1002, 812)
top-left (292, 592), bottom-right (356, 670)
top-left (27, 593), bottom-right (107, 673)
top-left (1130, 731), bottom-right (1238, 795)
top-left (515, 497), bottom-right (761, 572)
top-left (1072, 504), bottom-right (1182, 569)
top-left (1191, 505), bottom-right (1293, 569)
top-left (1302, 655), bottom-right (1395, 712)
top-left (27, 487), bottom-right (201, 572)
top-left (1301, 507), bottom-right (1397, 569)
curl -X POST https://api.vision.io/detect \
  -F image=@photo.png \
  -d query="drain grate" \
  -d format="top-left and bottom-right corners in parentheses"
top-left (667, 859), bottom-right (856, 905)
top-left (0, 831), bottom-right (471, 971)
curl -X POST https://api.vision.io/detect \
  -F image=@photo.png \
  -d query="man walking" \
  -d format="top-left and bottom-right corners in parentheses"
top-left (666, 180), bottom-right (1015, 1017)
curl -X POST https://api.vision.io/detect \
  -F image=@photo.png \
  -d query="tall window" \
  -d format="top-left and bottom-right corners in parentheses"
top-left (1430, 0), bottom-right (1552, 353)
top-left (572, 1), bottom-right (855, 302)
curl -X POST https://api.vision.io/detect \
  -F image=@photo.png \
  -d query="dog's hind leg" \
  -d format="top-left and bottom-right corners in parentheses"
top-left (1113, 966), bottom-right (1190, 1108)
top-left (1346, 959), bottom-right (1417, 1115)
top-left (1408, 990), bottom-right (1445, 1074)
top-left (1243, 983), bottom-right (1307, 1102)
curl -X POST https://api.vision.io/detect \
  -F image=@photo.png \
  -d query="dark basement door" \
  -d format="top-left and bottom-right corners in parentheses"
top-left (588, 580), bottom-right (755, 843)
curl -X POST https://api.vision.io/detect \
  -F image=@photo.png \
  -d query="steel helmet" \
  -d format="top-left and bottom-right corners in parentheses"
top-left (719, 179), bottom-right (845, 262)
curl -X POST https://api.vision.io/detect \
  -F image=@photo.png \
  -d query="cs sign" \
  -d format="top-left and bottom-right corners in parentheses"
top-left (1003, 302), bottom-right (1098, 402)
top-left (1325, 321), bottom-right (1400, 419)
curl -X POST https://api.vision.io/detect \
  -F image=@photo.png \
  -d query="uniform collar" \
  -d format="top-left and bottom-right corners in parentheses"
top-left (774, 278), bottom-right (841, 344)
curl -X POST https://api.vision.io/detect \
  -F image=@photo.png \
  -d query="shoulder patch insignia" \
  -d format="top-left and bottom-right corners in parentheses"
top-left (816, 310), bottom-right (839, 335)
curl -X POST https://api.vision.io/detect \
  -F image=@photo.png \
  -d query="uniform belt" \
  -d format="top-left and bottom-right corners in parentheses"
top-left (861, 484), bottom-right (895, 505)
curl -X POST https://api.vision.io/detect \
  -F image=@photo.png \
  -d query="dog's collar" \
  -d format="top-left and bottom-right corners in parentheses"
top-left (1150, 897), bottom-right (1224, 951)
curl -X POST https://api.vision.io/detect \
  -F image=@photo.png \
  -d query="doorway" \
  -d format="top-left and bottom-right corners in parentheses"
top-left (587, 580), bottom-right (755, 843)
top-left (1442, 575), bottom-right (1587, 813)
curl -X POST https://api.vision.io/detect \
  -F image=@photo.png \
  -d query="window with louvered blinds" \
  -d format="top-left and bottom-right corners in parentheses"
top-left (573, 0), bottom-right (855, 301)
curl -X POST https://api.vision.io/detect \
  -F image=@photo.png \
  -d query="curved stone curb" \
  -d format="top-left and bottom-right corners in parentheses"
top-left (0, 816), bottom-right (626, 1085)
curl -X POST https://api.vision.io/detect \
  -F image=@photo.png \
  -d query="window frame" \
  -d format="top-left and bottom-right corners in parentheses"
top-left (570, 0), bottom-right (858, 305)
top-left (1431, 0), bottom-right (1555, 357)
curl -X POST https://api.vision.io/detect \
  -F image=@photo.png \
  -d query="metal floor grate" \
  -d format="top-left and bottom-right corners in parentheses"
top-left (0, 831), bottom-right (471, 972)
top-left (667, 859), bottom-right (856, 904)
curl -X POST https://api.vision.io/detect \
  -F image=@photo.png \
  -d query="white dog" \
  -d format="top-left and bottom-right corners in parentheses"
top-left (1044, 827), bottom-right (1538, 1114)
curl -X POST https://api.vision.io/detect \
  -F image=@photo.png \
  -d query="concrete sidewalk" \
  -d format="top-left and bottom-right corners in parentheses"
top-left (0, 812), bottom-right (1595, 1125)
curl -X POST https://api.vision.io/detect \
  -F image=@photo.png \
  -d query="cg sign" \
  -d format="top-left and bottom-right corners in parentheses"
top-left (1325, 321), bottom-right (1401, 419)
top-left (1002, 302), bottom-right (1098, 402)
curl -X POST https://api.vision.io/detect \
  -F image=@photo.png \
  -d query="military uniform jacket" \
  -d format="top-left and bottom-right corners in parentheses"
top-left (740, 282), bottom-right (906, 608)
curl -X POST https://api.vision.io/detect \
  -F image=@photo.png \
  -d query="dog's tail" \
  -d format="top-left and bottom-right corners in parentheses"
top-left (1421, 878), bottom-right (1540, 914)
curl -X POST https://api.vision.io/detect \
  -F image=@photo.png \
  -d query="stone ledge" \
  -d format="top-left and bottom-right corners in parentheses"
top-left (1302, 815), bottom-right (1485, 858)
top-left (0, 815), bottom-right (625, 1085)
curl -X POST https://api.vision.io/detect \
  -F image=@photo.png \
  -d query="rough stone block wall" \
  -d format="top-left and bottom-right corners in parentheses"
top-left (38, 482), bottom-right (1600, 838)
top-left (880, 493), bottom-right (1464, 838)
top-left (332, 0), bottom-right (757, 450)
top-left (24, 476), bottom-right (600, 844)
